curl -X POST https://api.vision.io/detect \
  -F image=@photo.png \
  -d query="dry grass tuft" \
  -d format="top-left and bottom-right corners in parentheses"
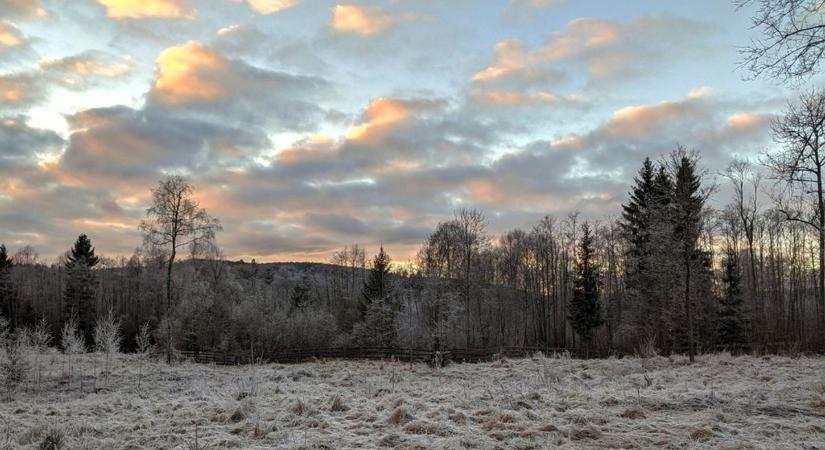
top-left (620, 408), bottom-right (645, 419)
top-left (229, 408), bottom-right (246, 423)
top-left (689, 427), bottom-right (714, 441)
top-left (388, 407), bottom-right (413, 426)
top-left (329, 395), bottom-right (348, 412)
top-left (448, 411), bottom-right (466, 424)
top-left (402, 420), bottom-right (449, 436)
top-left (36, 427), bottom-right (65, 450)
top-left (569, 426), bottom-right (603, 441)
top-left (377, 433), bottom-right (402, 448)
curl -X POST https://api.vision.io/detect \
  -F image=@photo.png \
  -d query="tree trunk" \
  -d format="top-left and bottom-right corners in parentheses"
top-left (819, 171), bottom-right (825, 345)
top-left (685, 253), bottom-right (695, 363)
top-left (165, 244), bottom-right (175, 364)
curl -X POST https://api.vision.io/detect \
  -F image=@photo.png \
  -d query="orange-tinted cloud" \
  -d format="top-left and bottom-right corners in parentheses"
top-left (96, 0), bottom-right (192, 19)
top-left (40, 53), bottom-right (132, 88)
top-left (603, 100), bottom-right (699, 139)
top-left (726, 113), bottom-right (769, 131)
top-left (475, 16), bottom-right (712, 84)
top-left (0, 0), bottom-right (47, 19)
top-left (0, 76), bottom-right (27, 104)
top-left (330, 4), bottom-right (394, 35)
top-left (511, 0), bottom-right (562, 7)
top-left (346, 98), bottom-right (416, 142)
top-left (471, 90), bottom-right (563, 106)
top-left (0, 21), bottom-right (23, 47)
top-left (151, 41), bottom-right (226, 105)
top-left (245, 0), bottom-right (297, 15)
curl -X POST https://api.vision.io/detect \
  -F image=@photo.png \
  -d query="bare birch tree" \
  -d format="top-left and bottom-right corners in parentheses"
top-left (139, 176), bottom-right (221, 363)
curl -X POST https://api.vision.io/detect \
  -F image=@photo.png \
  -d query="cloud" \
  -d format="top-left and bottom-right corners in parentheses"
top-left (345, 98), bottom-right (441, 142)
top-left (150, 41), bottom-right (226, 104)
top-left (244, 0), bottom-right (297, 15)
top-left (510, 0), bottom-right (562, 9)
top-left (40, 51), bottom-right (133, 89)
top-left (96, 0), bottom-right (193, 19)
top-left (475, 15), bottom-right (717, 86)
top-left (148, 41), bottom-right (331, 130)
top-left (0, 0), bottom-right (46, 19)
top-left (58, 105), bottom-right (271, 187)
top-left (330, 4), bottom-right (395, 36)
top-left (0, 21), bottom-right (24, 47)
top-left (470, 89), bottom-right (578, 107)
top-left (0, 116), bottom-right (63, 169)
top-left (0, 72), bottom-right (44, 111)
top-left (0, 51), bottom-right (133, 111)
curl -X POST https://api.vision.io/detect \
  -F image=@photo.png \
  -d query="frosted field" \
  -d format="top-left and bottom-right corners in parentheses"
top-left (2, 352), bottom-right (825, 449)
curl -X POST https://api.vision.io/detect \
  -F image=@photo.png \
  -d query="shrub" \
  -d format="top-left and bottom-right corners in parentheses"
top-left (0, 333), bottom-right (31, 400)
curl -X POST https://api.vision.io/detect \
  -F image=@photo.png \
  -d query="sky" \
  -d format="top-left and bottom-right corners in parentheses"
top-left (0, 0), bottom-right (802, 263)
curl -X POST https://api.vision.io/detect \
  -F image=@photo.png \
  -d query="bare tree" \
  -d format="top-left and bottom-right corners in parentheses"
top-left (723, 159), bottom-right (762, 339)
top-left (737, 0), bottom-right (825, 81)
top-left (455, 208), bottom-right (488, 348)
top-left (766, 89), bottom-right (825, 340)
top-left (139, 176), bottom-right (221, 363)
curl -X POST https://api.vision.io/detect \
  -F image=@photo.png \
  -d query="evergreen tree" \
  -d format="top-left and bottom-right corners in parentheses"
top-left (361, 246), bottom-right (392, 319)
top-left (64, 262), bottom-right (96, 345)
top-left (620, 157), bottom-right (655, 254)
top-left (621, 159), bottom-right (678, 349)
top-left (65, 234), bottom-right (99, 269)
top-left (64, 234), bottom-right (99, 344)
top-left (671, 149), bottom-right (707, 363)
top-left (719, 248), bottom-right (746, 347)
top-left (290, 274), bottom-right (313, 310)
top-left (569, 223), bottom-right (603, 351)
top-left (0, 244), bottom-right (14, 326)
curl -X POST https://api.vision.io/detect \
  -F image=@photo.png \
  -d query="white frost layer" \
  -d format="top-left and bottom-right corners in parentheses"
top-left (1, 352), bottom-right (824, 449)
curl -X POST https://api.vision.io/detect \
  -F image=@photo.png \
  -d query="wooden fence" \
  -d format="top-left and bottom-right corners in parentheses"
top-left (173, 340), bottom-right (825, 366)
top-left (175, 346), bottom-right (598, 366)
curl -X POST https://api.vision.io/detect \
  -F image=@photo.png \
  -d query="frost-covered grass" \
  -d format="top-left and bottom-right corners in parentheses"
top-left (1, 351), bottom-right (824, 449)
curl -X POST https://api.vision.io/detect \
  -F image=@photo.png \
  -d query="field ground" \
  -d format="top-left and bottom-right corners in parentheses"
top-left (1, 352), bottom-right (824, 449)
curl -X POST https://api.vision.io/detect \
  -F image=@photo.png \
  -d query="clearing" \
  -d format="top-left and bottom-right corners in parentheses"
top-left (2, 352), bottom-right (825, 449)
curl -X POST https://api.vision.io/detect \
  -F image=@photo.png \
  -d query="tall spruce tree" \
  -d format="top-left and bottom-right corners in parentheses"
top-left (620, 159), bottom-right (656, 342)
top-left (361, 246), bottom-right (392, 319)
top-left (621, 157), bottom-right (655, 255)
top-left (671, 149), bottom-right (707, 363)
top-left (719, 247), bottom-right (746, 348)
top-left (64, 234), bottom-right (99, 344)
top-left (0, 244), bottom-right (14, 326)
top-left (569, 223), bottom-right (603, 353)
top-left (290, 274), bottom-right (313, 310)
top-left (66, 234), bottom-right (99, 268)
top-left (621, 159), bottom-right (679, 349)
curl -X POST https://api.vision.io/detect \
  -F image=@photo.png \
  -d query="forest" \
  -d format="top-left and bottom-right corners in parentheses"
top-left (3, 122), bottom-right (825, 363)
top-left (4, 0), bottom-right (825, 367)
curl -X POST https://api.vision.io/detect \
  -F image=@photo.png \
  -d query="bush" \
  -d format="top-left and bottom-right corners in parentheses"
top-left (1, 333), bottom-right (31, 400)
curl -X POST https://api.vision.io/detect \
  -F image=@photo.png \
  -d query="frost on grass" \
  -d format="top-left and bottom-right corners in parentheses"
top-left (0, 352), bottom-right (824, 448)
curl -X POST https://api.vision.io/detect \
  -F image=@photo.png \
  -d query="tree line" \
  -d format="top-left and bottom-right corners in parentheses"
top-left (3, 93), bottom-right (825, 360)
top-left (4, 0), bottom-right (825, 361)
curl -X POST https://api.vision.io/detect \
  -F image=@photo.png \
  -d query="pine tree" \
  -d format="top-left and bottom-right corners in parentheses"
top-left (65, 234), bottom-right (99, 269)
top-left (569, 223), bottom-right (603, 352)
top-left (64, 234), bottom-right (99, 345)
top-left (361, 246), bottom-right (392, 319)
top-left (719, 248), bottom-right (746, 348)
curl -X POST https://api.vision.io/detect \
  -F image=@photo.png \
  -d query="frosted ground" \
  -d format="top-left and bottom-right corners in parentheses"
top-left (2, 352), bottom-right (825, 449)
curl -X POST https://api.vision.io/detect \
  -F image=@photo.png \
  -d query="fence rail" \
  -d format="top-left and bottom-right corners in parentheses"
top-left (173, 341), bottom-right (824, 366)
top-left (175, 345), bottom-right (611, 366)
